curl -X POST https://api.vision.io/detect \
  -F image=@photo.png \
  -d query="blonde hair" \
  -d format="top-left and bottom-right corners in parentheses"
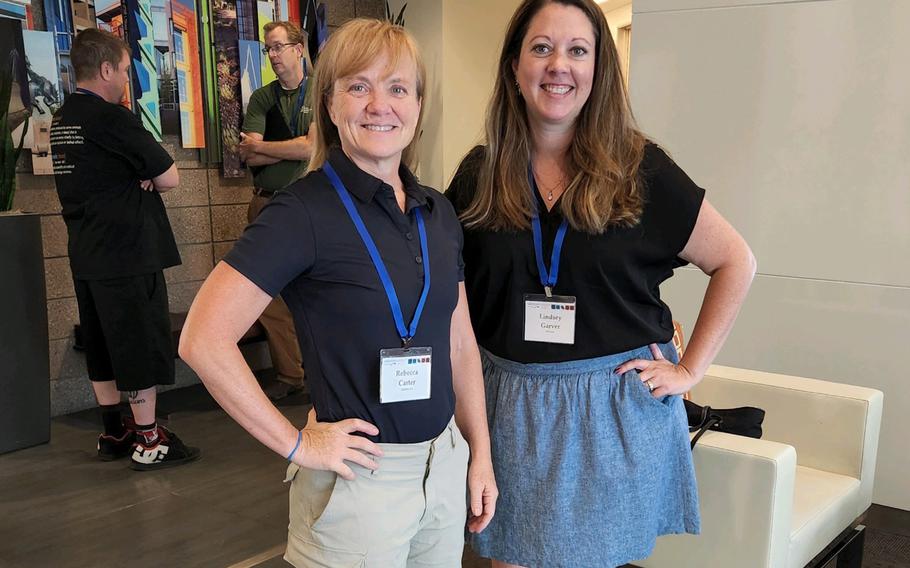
top-left (308, 18), bottom-right (426, 172)
top-left (461, 0), bottom-right (647, 234)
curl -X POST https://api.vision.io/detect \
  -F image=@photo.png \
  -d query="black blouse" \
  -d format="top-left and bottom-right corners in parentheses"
top-left (446, 143), bottom-right (705, 363)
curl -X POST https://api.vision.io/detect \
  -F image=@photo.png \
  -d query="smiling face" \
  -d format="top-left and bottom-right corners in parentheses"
top-left (327, 51), bottom-right (422, 173)
top-left (513, 2), bottom-right (596, 131)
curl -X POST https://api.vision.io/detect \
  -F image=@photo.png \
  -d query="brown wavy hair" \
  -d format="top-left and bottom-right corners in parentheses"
top-left (307, 18), bottom-right (426, 172)
top-left (461, 0), bottom-right (646, 234)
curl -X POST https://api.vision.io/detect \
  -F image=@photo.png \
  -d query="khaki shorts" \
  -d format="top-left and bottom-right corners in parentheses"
top-left (284, 418), bottom-right (470, 568)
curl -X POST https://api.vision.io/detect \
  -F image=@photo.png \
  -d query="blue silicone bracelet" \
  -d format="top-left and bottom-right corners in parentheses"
top-left (286, 430), bottom-right (302, 462)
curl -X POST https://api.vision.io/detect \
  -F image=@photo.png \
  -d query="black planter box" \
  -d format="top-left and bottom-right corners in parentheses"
top-left (0, 212), bottom-right (50, 454)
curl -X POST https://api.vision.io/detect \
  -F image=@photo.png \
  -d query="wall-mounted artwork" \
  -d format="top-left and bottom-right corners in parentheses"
top-left (20, 30), bottom-right (62, 175)
top-left (235, 0), bottom-right (256, 40)
top-left (150, 0), bottom-right (181, 137)
top-left (237, 39), bottom-right (261, 115)
top-left (95, 0), bottom-right (132, 107)
top-left (124, 0), bottom-right (162, 140)
top-left (43, 0), bottom-right (75, 95)
top-left (170, 0), bottom-right (204, 147)
top-left (0, 0), bottom-right (29, 23)
top-left (71, 0), bottom-right (96, 31)
top-left (256, 0), bottom-right (275, 85)
top-left (213, 0), bottom-right (243, 177)
top-left (0, 18), bottom-right (31, 135)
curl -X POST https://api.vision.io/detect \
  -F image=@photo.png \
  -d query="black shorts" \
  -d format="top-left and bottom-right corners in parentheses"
top-left (74, 271), bottom-right (175, 391)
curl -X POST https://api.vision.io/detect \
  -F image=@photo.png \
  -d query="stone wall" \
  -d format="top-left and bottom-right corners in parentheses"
top-left (14, 0), bottom-right (385, 416)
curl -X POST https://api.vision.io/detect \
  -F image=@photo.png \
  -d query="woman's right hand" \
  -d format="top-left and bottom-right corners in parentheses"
top-left (293, 408), bottom-right (384, 480)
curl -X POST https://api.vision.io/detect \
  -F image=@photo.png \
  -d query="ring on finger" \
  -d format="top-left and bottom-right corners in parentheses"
top-left (647, 380), bottom-right (655, 392)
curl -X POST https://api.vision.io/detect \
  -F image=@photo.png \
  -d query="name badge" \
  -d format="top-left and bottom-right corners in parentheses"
top-left (379, 347), bottom-right (432, 404)
top-left (524, 294), bottom-right (576, 344)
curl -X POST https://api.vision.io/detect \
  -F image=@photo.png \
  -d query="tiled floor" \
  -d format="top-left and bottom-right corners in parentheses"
top-left (0, 384), bottom-right (907, 568)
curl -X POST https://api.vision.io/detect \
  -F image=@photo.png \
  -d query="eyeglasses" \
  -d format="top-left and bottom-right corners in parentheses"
top-left (262, 43), bottom-right (297, 55)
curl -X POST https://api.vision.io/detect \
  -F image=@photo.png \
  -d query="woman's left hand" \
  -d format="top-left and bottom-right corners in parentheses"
top-left (616, 343), bottom-right (697, 397)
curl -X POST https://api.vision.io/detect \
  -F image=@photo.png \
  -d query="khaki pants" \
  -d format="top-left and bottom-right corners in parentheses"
top-left (248, 194), bottom-right (304, 386)
top-left (284, 418), bottom-right (470, 567)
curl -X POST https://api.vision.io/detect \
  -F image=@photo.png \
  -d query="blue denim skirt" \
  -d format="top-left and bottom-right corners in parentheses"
top-left (470, 342), bottom-right (700, 568)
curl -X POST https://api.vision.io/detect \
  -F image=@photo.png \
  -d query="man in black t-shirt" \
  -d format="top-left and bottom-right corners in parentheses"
top-left (51, 29), bottom-right (200, 471)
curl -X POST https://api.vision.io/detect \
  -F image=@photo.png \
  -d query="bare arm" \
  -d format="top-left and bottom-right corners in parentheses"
top-left (676, 198), bottom-right (756, 380)
top-left (450, 283), bottom-right (497, 532)
top-left (179, 261), bottom-right (383, 478)
top-left (151, 163), bottom-right (179, 193)
top-left (244, 153), bottom-right (282, 166)
top-left (238, 124), bottom-right (315, 163)
top-left (617, 198), bottom-right (756, 394)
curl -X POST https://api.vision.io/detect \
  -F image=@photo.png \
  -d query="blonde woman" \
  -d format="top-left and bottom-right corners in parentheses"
top-left (447, 1), bottom-right (755, 567)
top-left (181, 18), bottom-right (496, 567)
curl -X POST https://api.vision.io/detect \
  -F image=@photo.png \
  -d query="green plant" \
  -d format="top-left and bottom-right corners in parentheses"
top-left (385, 1), bottom-right (407, 26)
top-left (1, 51), bottom-right (30, 212)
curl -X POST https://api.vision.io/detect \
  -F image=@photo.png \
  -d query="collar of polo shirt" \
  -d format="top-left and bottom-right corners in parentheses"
top-left (326, 146), bottom-right (436, 213)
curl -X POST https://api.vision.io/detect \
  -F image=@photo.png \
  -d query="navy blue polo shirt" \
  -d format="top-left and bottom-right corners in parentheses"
top-left (224, 147), bottom-right (464, 443)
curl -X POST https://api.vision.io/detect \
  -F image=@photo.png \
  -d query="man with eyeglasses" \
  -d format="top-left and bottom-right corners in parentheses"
top-left (237, 20), bottom-right (314, 400)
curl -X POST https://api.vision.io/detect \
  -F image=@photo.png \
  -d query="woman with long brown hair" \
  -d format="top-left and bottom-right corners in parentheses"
top-left (447, 1), bottom-right (756, 566)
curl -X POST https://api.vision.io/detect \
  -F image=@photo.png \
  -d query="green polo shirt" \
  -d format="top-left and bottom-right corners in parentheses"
top-left (242, 79), bottom-right (314, 192)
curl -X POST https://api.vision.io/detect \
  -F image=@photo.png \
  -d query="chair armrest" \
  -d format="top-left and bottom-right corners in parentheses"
top-left (690, 365), bottom-right (883, 514)
top-left (640, 431), bottom-right (796, 568)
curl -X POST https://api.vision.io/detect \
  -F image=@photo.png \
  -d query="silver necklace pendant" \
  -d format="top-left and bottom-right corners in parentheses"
top-left (547, 191), bottom-right (554, 201)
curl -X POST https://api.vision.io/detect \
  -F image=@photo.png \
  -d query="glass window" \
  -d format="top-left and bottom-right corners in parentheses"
top-left (172, 30), bottom-right (185, 61)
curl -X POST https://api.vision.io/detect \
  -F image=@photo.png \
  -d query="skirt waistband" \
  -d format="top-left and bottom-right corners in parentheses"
top-left (480, 342), bottom-right (676, 376)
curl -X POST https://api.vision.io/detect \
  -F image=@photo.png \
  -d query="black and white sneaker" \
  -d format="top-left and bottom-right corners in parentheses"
top-left (129, 427), bottom-right (201, 471)
top-left (97, 429), bottom-right (136, 461)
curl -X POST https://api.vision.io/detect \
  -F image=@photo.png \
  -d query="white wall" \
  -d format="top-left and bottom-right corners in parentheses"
top-left (387, 0), bottom-right (445, 189)
top-left (602, 3), bottom-right (632, 38)
top-left (388, 0), bottom-right (520, 191)
top-left (630, 0), bottom-right (910, 510)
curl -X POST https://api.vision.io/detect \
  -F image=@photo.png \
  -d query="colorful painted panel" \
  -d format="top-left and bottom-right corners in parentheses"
top-left (95, 0), bottom-right (132, 108)
top-left (235, 0), bottom-right (256, 40)
top-left (213, 0), bottom-right (243, 177)
top-left (195, 0), bottom-right (220, 163)
top-left (0, 18), bottom-right (30, 133)
top-left (171, 0), bottom-right (204, 148)
top-left (124, 0), bottom-right (162, 139)
top-left (71, 0), bottom-right (96, 31)
top-left (44, 0), bottom-right (73, 52)
top-left (0, 0), bottom-right (28, 21)
top-left (21, 30), bottom-right (62, 174)
top-left (150, 0), bottom-right (181, 136)
top-left (238, 39), bottom-right (261, 115)
top-left (256, 0), bottom-right (275, 85)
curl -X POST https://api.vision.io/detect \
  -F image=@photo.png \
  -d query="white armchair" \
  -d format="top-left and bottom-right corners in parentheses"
top-left (637, 365), bottom-right (883, 568)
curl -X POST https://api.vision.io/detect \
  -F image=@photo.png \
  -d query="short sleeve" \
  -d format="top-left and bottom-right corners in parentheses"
top-left (641, 144), bottom-right (706, 259)
top-left (223, 190), bottom-right (317, 296)
top-left (445, 145), bottom-right (485, 215)
top-left (435, 196), bottom-right (466, 282)
top-left (99, 106), bottom-right (173, 179)
top-left (242, 88), bottom-right (269, 135)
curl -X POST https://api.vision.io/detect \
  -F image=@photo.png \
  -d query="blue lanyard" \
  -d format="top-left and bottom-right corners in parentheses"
top-left (527, 164), bottom-right (569, 297)
top-left (272, 75), bottom-right (308, 137)
top-left (323, 161), bottom-right (431, 347)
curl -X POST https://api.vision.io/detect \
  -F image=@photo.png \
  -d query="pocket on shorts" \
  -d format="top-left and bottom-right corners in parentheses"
top-left (285, 531), bottom-right (366, 568)
top-left (289, 466), bottom-right (348, 532)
